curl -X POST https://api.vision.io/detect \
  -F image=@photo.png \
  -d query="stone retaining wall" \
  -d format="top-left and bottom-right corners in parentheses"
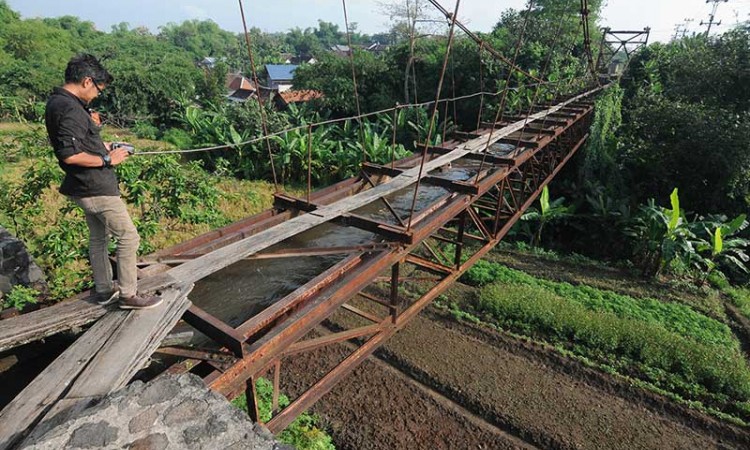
top-left (23, 374), bottom-right (292, 450)
top-left (0, 226), bottom-right (46, 300)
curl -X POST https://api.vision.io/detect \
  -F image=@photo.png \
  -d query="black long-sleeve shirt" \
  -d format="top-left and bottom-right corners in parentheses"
top-left (45, 87), bottom-right (119, 197)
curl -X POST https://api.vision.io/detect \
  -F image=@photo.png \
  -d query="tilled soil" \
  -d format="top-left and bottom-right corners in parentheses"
top-left (281, 333), bottom-right (533, 450)
top-left (280, 303), bottom-right (750, 449)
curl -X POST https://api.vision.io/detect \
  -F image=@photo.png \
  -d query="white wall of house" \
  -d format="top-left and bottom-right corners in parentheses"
top-left (271, 82), bottom-right (294, 92)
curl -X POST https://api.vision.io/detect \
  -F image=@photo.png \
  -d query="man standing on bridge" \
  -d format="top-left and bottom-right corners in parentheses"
top-left (45, 54), bottom-right (161, 310)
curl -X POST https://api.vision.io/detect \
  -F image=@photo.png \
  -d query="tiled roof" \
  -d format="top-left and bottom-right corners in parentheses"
top-left (226, 74), bottom-right (255, 91)
top-left (278, 90), bottom-right (323, 104)
top-left (265, 64), bottom-right (298, 82)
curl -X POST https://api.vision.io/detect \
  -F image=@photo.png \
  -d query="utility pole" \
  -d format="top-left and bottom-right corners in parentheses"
top-left (680, 18), bottom-right (694, 38)
top-left (672, 18), bottom-right (694, 40)
top-left (672, 22), bottom-right (682, 40)
top-left (700, 0), bottom-right (729, 36)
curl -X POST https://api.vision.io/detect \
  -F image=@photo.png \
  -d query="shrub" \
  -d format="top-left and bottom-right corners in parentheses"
top-left (131, 121), bottom-right (160, 140)
top-left (162, 128), bottom-right (194, 149)
top-left (3, 285), bottom-right (39, 311)
top-left (463, 260), bottom-right (736, 350)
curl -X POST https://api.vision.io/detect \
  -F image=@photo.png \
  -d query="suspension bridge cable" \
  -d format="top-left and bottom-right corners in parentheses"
top-left (406, 0), bottom-right (423, 144)
top-left (426, 0), bottom-right (543, 83)
top-left (341, 0), bottom-right (368, 165)
top-left (475, 42), bottom-right (486, 131)
top-left (510, 4), bottom-right (572, 157)
top-left (134, 79), bottom-right (587, 157)
top-left (537, 16), bottom-right (593, 133)
top-left (406, 0), bottom-right (462, 232)
top-left (579, 0), bottom-right (600, 84)
top-left (473, 0), bottom-right (537, 184)
top-left (238, 0), bottom-right (280, 193)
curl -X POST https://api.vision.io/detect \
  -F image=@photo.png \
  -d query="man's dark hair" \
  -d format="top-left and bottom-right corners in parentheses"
top-left (64, 54), bottom-right (114, 85)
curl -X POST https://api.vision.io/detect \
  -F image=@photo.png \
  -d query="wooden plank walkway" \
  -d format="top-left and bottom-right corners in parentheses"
top-left (0, 283), bottom-right (193, 449)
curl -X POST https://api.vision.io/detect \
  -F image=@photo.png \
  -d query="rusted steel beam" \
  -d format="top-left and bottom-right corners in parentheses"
top-left (209, 251), bottom-right (397, 398)
top-left (361, 162), bottom-right (404, 178)
top-left (498, 137), bottom-right (538, 148)
top-left (360, 171), bottom-right (408, 227)
top-left (357, 291), bottom-right (396, 310)
top-left (281, 323), bottom-right (386, 358)
top-left (155, 346), bottom-right (238, 372)
top-left (404, 254), bottom-right (454, 275)
top-left (341, 303), bottom-right (383, 324)
top-left (183, 305), bottom-right (246, 357)
top-left (273, 193), bottom-right (318, 212)
top-left (340, 213), bottom-right (413, 243)
top-left (422, 176), bottom-right (480, 195)
top-left (459, 152), bottom-right (517, 167)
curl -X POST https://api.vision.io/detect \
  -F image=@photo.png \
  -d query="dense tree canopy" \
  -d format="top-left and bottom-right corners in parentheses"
top-left (617, 30), bottom-right (750, 216)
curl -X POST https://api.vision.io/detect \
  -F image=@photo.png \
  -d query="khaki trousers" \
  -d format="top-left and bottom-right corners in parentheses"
top-left (71, 196), bottom-right (140, 298)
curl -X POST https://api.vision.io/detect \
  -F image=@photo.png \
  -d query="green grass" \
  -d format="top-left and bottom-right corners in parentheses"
top-left (456, 259), bottom-right (750, 421)
top-left (231, 378), bottom-right (335, 450)
top-left (463, 260), bottom-right (737, 350)
top-left (488, 245), bottom-right (727, 319)
top-left (726, 287), bottom-right (750, 321)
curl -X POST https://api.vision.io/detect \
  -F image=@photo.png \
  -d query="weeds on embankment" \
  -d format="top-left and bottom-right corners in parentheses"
top-left (231, 378), bottom-right (335, 450)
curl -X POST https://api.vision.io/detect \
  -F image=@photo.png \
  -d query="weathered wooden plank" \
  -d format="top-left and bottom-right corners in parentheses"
top-left (63, 283), bottom-right (193, 399)
top-left (0, 284), bottom-right (192, 449)
top-left (0, 299), bottom-right (107, 353)
top-left (0, 311), bottom-right (125, 450)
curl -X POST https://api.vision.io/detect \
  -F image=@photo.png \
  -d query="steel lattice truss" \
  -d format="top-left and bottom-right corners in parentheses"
top-left (596, 28), bottom-right (651, 78)
top-left (154, 92), bottom-right (597, 432)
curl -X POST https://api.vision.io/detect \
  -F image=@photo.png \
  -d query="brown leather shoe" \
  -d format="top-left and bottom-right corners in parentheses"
top-left (119, 294), bottom-right (163, 310)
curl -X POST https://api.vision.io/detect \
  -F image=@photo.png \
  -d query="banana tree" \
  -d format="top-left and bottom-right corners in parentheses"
top-left (521, 185), bottom-right (573, 247)
top-left (625, 188), bottom-right (696, 277)
top-left (693, 214), bottom-right (750, 284)
top-left (270, 126), bottom-right (330, 184)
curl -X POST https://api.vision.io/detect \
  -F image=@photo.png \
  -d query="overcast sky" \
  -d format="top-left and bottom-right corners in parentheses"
top-left (6, 0), bottom-right (750, 43)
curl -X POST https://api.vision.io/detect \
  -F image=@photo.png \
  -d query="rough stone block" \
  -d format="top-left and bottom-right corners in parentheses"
top-left (136, 377), bottom-right (180, 407)
top-left (65, 421), bottom-right (119, 449)
top-left (163, 399), bottom-right (207, 426)
top-left (129, 408), bottom-right (159, 434)
top-left (126, 432), bottom-right (169, 450)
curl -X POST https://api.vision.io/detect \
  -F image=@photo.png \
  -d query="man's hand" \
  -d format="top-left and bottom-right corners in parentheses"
top-left (109, 147), bottom-right (130, 166)
top-left (89, 110), bottom-right (102, 126)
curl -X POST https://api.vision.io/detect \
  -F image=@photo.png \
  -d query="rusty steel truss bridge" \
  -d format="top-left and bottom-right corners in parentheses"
top-left (0, 86), bottom-right (599, 445)
top-left (0, 0), bottom-right (651, 446)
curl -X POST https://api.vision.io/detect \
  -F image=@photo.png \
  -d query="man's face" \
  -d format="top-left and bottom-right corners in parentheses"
top-left (81, 77), bottom-right (105, 103)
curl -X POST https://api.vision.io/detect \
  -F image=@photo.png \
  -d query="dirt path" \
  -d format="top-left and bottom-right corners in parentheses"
top-left (280, 304), bottom-right (749, 449)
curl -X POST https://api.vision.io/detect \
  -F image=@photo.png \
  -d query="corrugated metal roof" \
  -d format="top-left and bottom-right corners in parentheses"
top-left (266, 64), bottom-right (298, 81)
